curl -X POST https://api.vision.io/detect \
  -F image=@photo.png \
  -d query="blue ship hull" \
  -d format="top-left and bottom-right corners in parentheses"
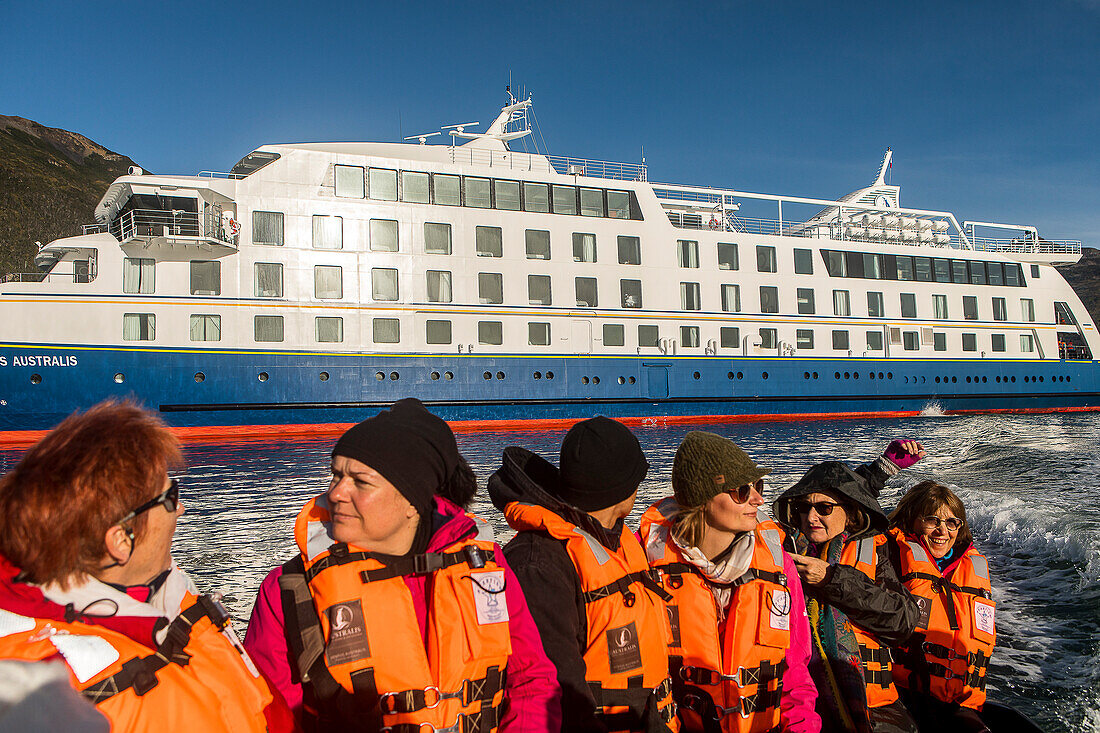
top-left (2, 342), bottom-right (1098, 435)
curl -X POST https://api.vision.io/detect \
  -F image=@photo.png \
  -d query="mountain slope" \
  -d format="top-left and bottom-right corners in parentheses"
top-left (1058, 247), bottom-right (1100, 327)
top-left (0, 115), bottom-right (141, 277)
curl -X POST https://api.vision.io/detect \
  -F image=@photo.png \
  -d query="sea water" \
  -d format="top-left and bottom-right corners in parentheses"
top-left (4, 412), bottom-right (1097, 730)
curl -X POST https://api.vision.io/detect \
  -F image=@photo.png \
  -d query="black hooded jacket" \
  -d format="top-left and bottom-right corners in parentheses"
top-left (488, 446), bottom-right (631, 733)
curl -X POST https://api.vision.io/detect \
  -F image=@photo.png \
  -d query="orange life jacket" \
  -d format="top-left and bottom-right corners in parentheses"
top-left (281, 495), bottom-right (512, 733)
top-left (888, 528), bottom-right (995, 709)
top-left (0, 591), bottom-right (274, 732)
top-left (836, 534), bottom-right (900, 709)
top-left (504, 501), bottom-right (678, 733)
top-left (638, 497), bottom-right (790, 733)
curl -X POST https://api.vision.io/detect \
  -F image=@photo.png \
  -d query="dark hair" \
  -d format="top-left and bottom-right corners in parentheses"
top-left (0, 400), bottom-right (183, 587)
top-left (889, 481), bottom-right (973, 553)
top-left (438, 457), bottom-right (477, 509)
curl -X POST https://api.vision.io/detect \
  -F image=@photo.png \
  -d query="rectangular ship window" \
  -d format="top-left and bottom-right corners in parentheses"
top-left (797, 288), bottom-right (815, 315)
top-left (368, 168), bottom-right (397, 201)
top-left (123, 257), bottom-right (155, 294)
top-left (254, 315), bottom-right (283, 342)
top-left (575, 277), bottom-right (598, 307)
top-left (314, 265), bottom-right (343, 300)
top-left (914, 257), bottom-right (933, 282)
top-left (401, 171), bottom-right (429, 203)
top-left (526, 230), bottom-right (551, 260)
top-left (476, 226), bottom-right (503, 257)
top-left (524, 183), bottom-right (549, 213)
top-left (833, 290), bottom-right (851, 317)
top-left (794, 248), bottom-right (813, 275)
top-left (580, 188), bottom-right (605, 217)
top-left (721, 284), bottom-right (741, 313)
top-left (1021, 298), bottom-right (1035, 322)
top-left (426, 320), bottom-right (452, 345)
top-left (987, 262), bottom-right (1004, 286)
top-left (796, 329), bottom-right (814, 349)
top-left (621, 279), bottom-right (642, 308)
top-left (252, 211), bottom-right (284, 246)
top-left (603, 323), bottom-right (625, 347)
top-left (757, 245), bottom-right (777, 273)
top-left (529, 322), bottom-right (550, 346)
top-left (495, 180), bottom-right (521, 211)
top-left (680, 326), bottom-right (700, 347)
top-left (334, 165), bottom-right (364, 198)
top-left (312, 215), bottom-right (343, 250)
top-left (962, 333), bottom-right (977, 351)
top-left (638, 325), bottom-right (659, 348)
top-left (900, 293), bottom-right (916, 319)
top-left (933, 294), bottom-right (949, 319)
top-left (1020, 334), bottom-right (1035, 353)
top-left (190, 260), bottom-right (220, 296)
top-left (553, 185), bottom-right (577, 215)
top-left (478, 321), bottom-right (503, 345)
top-left (863, 253), bottom-right (883, 279)
top-left (254, 262), bottom-right (283, 298)
top-left (867, 291), bottom-right (885, 317)
top-left (963, 296), bottom-right (978, 320)
top-left (866, 331), bottom-right (883, 350)
top-left (759, 286), bottom-right (778, 314)
top-left (682, 282), bottom-right (702, 311)
top-left (465, 177), bottom-right (491, 208)
top-left (952, 260), bottom-right (968, 284)
top-left (677, 240), bottom-right (699, 268)
top-left (991, 333), bottom-right (1006, 352)
top-left (720, 327), bottom-right (740, 348)
top-left (426, 271), bottom-right (452, 303)
top-left (573, 233), bottom-right (597, 262)
top-left (760, 328), bottom-right (777, 349)
top-left (607, 191), bottom-right (631, 219)
top-left (373, 318), bottom-right (400, 344)
top-left (832, 330), bottom-right (850, 351)
top-left (316, 317), bottom-right (343, 343)
top-left (189, 314), bottom-right (220, 342)
top-left (1005, 264), bottom-right (1021, 286)
top-left (933, 332), bottom-right (947, 351)
top-left (370, 219), bottom-right (399, 252)
top-left (934, 258), bottom-right (951, 283)
top-left (992, 297), bottom-right (1007, 321)
top-left (718, 243), bottom-right (739, 270)
top-left (618, 236), bottom-right (641, 265)
top-left (478, 272), bottom-right (503, 304)
top-left (424, 223), bottom-right (452, 254)
top-left (371, 268), bottom-right (398, 301)
top-left (895, 256), bottom-right (913, 281)
top-left (825, 250), bottom-right (847, 277)
top-left (433, 174), bottom-right (460, 206)
top-left (969, 261), bottom-right (987, 285)
top-left (528, 275), bottom-right (551, 306)
top-left (903, 331), bottom-right (919, 350)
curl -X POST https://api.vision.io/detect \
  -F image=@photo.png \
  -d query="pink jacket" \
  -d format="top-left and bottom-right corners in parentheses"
top-left (244, 496), bottom-right (561, 732)
top-left (776, 551), bottom-right (821, 733)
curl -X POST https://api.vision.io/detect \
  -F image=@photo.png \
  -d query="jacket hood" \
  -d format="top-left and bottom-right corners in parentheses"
top-left (772, 461), bottom-right (889, 536)
top-left (488, 446), bottom-right (621, 548)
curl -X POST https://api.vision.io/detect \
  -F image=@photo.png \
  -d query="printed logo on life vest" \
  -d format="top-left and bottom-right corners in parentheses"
top-left (469, 570), bottom-right (509, 625)
top-left (768, 589), bottom-right (791, 631)
top-left (606, 621), bottom-right (643, 674)
top-left (915, 596), bottom-right (932, 629)
top-left (973, 599), bottom-right (995, 636)
top-left (324, 599), bottom-right (370, 665)
top-left (666, 605), bottom-right (682, 648)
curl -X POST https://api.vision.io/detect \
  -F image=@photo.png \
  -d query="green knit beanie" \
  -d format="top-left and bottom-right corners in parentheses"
top-left (671, 431), bottom-right (771, 508)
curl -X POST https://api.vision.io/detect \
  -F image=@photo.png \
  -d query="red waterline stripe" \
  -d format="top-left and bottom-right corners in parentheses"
top-left (1, 404), bottom-right (1096, 448)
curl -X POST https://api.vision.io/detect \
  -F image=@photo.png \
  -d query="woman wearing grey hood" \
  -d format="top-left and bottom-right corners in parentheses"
top-left (772, 441), bottom-right (924, 733)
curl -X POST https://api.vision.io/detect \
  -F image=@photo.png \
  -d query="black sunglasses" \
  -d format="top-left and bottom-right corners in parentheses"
top-left (791, 499), bottom-right (843, 517)
top-left (117, 479), bottom-right (179, 526)
top-left (725, 479), bottom-right (763, 504)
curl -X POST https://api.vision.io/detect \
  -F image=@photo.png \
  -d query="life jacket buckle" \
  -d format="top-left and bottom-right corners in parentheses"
top-left (668, 574), bottom-right (684, 590)
top-left (622, 590), bottom-right (636, 607)
top-left (464, 545), bottom-right (486, 569)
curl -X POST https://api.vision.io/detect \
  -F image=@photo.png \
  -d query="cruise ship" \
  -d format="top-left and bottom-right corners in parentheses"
top-left (2, 94), bottom-right (1097, 439)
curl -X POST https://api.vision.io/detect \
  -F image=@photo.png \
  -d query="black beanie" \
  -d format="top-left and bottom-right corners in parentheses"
top-left (556, 416), bottom-right (648, 512)
top-left (332, 398), bottom-right (460, 518)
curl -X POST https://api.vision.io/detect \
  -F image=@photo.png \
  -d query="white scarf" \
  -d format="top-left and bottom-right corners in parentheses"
top-left (671, 531), bottom-right (756, 621)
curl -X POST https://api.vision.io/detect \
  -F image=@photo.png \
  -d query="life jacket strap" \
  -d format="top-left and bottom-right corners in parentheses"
top-left (379, 667), bottom-right (507, 714)
top-left (925, 662), bottom-right (988, 691)
top-left (858, 645), bottom-right (894, 666)
top-left (379, 703), bottom-right (503, 733)
top-left (592, 677), bottom-right (675, 729)
top-left (677, 659), bottom-right (785, 688)
top-left (358, 547), bottom-right (500, 585)
top-left (730, 686), bottom-right (784, 720)
top-left (582, 570), bottom-right (671, 607)
top-left (659, 562), bottom-right (786, 590)
top-left (862, 668), bottom-right (894, 689)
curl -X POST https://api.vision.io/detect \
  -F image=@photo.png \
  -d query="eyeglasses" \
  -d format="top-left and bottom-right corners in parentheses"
top-left (726, 479), bottom-right (762, 504)
top-left (117, 479), bottom-right (179, 526)
top-left (921, 515), bottom-right (962, 532)
top-left (791, 500), bottom-right (843, 517)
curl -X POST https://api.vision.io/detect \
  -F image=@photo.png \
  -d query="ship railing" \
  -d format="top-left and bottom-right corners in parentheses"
top-left (970, 237), bottom-right (1081, 256)
top-left (109, 207), bottom-right (238, 247)
top-left (81, 223), bottom-right (110, 235)
top-left (448, 145), bottom-right (647, 182)
top-left (544, 155), bottom-right (647, 182)
top-left (198, 170), bottom-right (248, 179)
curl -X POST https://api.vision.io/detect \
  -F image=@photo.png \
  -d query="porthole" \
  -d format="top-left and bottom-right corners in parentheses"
top-left (431, 371), bottom-right (440, 381)
top-left (813, 372), bottom-right (819, 379)
top-left (853, 372), bottom-right (859, 380)
top-left (1039, 376), bottom-right (1044, 383)
top-left (628, 376), bottom-right (636, 384)
top-left (390, 372), bottom-right (399, 381)
top-left (982, 376), bottom-right (987, 383)
top-left (995, 376), bottom-right (1000, 383)
top-left (113, 373), bottom-right (125, 384)
top-left (878, 372), bottom-right (884, 380)
top-left (966, 376), bottom-right (972, 383)
top-left (904, 376), bottom-right (910, 384)
top-left (444, 371), bottom-right (454, 380)
top-left (582, 376), bottom-right (590, 385)
top-left (803, 372), bottom-right (811, 380)
top-left (870, 372), bottom-right (876, 380)
top-left (546, 371), bottom-right (555, 379)
top-left (762, 372), bottom-right (769, 380)
top-left (1023, 376), bottom-right (1029, 383)
top-left (496, 371), bottom-right (505, 380)
top-left (1010, 376), bottom-right (1016, 383)
top-left (30, 373), bottom-right (42, 385)
top-left (952, 376), bottom-right (957, 383)
top-left (693, 371), bottom-right (701, 380)
top-left (887, 372), bottom-right (894, 380)
top-left (844, 372), bottom-right (850, 379)
top-left (935, 376), bottom-right (941, 383)
top-left (921, 376), bottom-right (927, 384)
top-left (592, 376), bottom-right (600, 385)
top-left (1067, 376), bottom-right (1071, 383)
top-left (533, 371), bottom-right (542, 380)
top-left (320, 372), bottom-right (330, 381)
top-left (194, 372), bottom-right (205, 383)
top-left (483, 371), bottom-right (492, 380)
top-left (737, 372), bottom-right (744, 380)
top-left (618, 376), bottom-right (626, 385)
top-left (834, 372), bottom-right (841, 380)
top-left (258, 372), bottom-right (269, 382)
top-left (375, 371), bottom-right (384, 381)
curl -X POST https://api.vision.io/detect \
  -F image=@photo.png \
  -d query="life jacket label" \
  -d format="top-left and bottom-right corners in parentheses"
top-left (324, 599), bottom-right (370, 665)
top-left (606, 621), bottom-right (643, 674)
top-left (915, 595), bottom-right (932, 629)
top-left (469, 570), bottom-right (509, 625)
top-left (666, 605), bottom-right (682, 648)
top-left (973, 599), bottom-right (995, 636)
top-left (768, 589), bottom-right (791, 631)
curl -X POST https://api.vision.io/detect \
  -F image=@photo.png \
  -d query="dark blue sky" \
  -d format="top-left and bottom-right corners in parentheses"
top-left (3, 0), bottom-right (1098, 243)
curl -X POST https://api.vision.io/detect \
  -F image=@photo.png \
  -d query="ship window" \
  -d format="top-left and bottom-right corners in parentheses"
top-left (794, 248), bottom-right (813, 275)
top-left (314, 266), bottom-right (342, 300)
top-left (991, 333), bottom-right (1006, 352)
top-left (760, 328), bottom-right (778, 349)
top-left (987, 262), bottom-right (1004, 286)
top-left (895, 255), bottom-right (913, 281)
top-left (580, 188), bottom-right (604, 217)
top-left (526, 230), bottom-right (551, 259)
top-left (1005, 264), bottom-right (1021, 286)
top-left (465, 177), bottom-right (491, 208)
top-left (758, 286), bottom-right (778, 314)
top-left (189, 314), bottom-right (221, 342)
top-left (252, 211), bottom-right (284, 246)
top-left (334, 165), bottom-right (364, 198)
top-left (476, 226), bottom-right (503, 257)
top-left (833, 290), bottom-right (851, 317)
top-left (933, 332), bottom-right (947, 351)
top-left (1055, 301), bottom-right (1077, 325)
top-left (969, 261), bottom-right (987, 285)
top-left (992, 297), bottom-right (1007, 321)
top-left (824, 250), bottom-right (847, 277)
top-left (843, 252), bottom-right (865, 278)
top-left (934, 258), bottom-right (951, 283)
top-left (254, 262), bottom-right (283, 298)
top-left (863, 253), bottom-right (884, 279)
top-left (123, 257), bottom-right (155, 294)
top-left (528, 275), bottom-right (551, 305)
top-left (680, 326), bottom-right (700, 347)
top-left (933, 294), bottom-right (949, 319)
top-left (478, 321), bottom-right (503, 345)
top-left (1021, 298), bottom-right (1035, 322)
top-left (603, 323), bottom-right (625, 347)
top-left (616, 236), bottom-right (641, 265)
top-left (573, 232), bottom-right (597, 262)
top-left (524, 183), bottom-right (549, 213)
top-left (575, 277), bottom-right (598, 307)
top-left (370, 219), bottom-right (399, 252)
top-left (683, 282), bottom-right (702, 311)
top-left (312, 215), bottom-right (343, 250)
top-left (373, 318), bottom-right (400, 343)
top-left (621, 279), bottom-right (642, 308)
top-left (914, 257), bottom-right (933, 282)
top-left (900, 293), bottom-right (917, 319)
top-left (424, 223), bottom-right (452, 254)
top-left (718, 243), bottom-right (739, 270)
top-left (371, 268), bottom-right (399, 301)
top-left (401, 171), bottom-right (430, 203)
top-left (426, 320), bottom-right (452, 345)
top-left (1020, 334), bottom-right (1035, 353)
top-left (903, 331), bottom-right (919, 351)
top-left (796, 329), bottom-right (814, 349)
top-left (797, 288), bottom-right (815, 315)
top-left (952, 260), bottom-right (968, 284)
top-left (866, 331), bottom-right (883, 351)
top-left (677, 240), bottom-right (699, 268)
top-left (495, 180), bottom-right (521, 211)
top-left (368, 168), bottom-right (397, 201)
top-left (478, 272), bottom-right (503, 304)
top-left (553, 185), bottom-right (577, 215)
top-left (529, 322), bottom-right (551, 346)
top-left (426, 271), bottom-right (453, 303)
top-left (434, 174), bottom-right (461, 206)
top-left (254, 315), bottom-right (283, 342)
top-left (316, 317), bottom-right (343, 343)
top-left (1031, 264), bottom-right (1040, 278)
top-left (721, 284), bottom-right (741, 313)
top-left (638, 325), bottom-right (659, 348)
top-left (962, 333), bottom-right (977, 351)
top-left (189, 261), bottom-right (220, 295)
top-left (607, 191), bottom-right (631, 219)
top-left (963, 296), bottom-right (978, 320)
top-left (720, 327), bottom-right (740, 348)
top-left (867, 291), bottom-right (885, 317)
top-left (757, 245), bottom-right (777, 273)
top-left (833, 330), bottom-right (850, 351)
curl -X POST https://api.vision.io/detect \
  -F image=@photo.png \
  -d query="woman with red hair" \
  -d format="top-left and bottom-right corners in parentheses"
top-left (0, 400), bottom-right (294, 732)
